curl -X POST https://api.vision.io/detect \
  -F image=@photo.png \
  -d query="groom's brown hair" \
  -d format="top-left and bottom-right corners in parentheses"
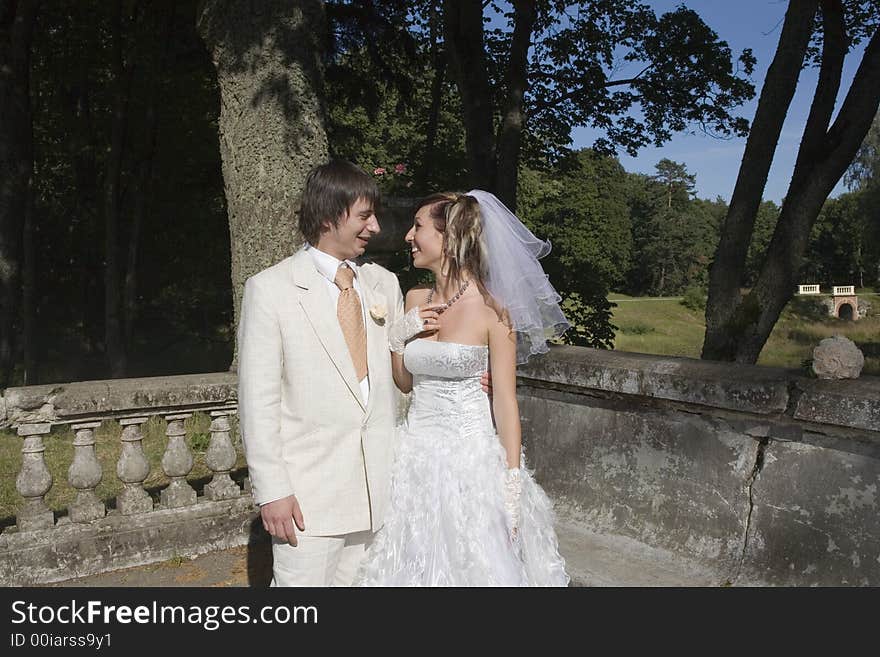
top-left (299, 160), bottom-right (380, 244)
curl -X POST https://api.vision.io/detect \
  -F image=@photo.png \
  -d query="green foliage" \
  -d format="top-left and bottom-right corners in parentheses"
top-left (652, 158), bottom-right (696, 208)
top-left (559, 293), bottom-right (617, 350)
top-left (326, 1), bottom-right (757, 195)
top-left (325, 50), bottom-right (469, 196)
top-left (618, 322), bottom-right (655, 335)
top-left (802, 191), bottom-right (879, 289)
top-left (785, 296), bottom-right (831, 322)
top-left (627, 162), bottom-right (722, 296)
top-left (189, 432), bottom-right (211, 453)
top-left (743, 201), bottom-right (780, 287)
top-left (518, 150), bottom-right (632, 348)
top-left (680, 286), bottom-right (708, 312)
top-left (324, 3), bottom-right (469, 196)
top-left (524, 3), bottom-right (756, 161)
top-left (24, 0), bottom-right (231, 383)
top-left (519, 150), bottom-right (633, 288)
top-left (845, 112), bottom-right (880, 191)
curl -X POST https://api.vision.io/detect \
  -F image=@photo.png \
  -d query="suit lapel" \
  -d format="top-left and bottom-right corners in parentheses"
top-left (291, 250), bottom-right (366, 411)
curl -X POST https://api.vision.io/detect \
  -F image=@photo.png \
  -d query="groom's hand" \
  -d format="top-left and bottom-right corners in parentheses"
top-left (261, 495), bottom-right (306, 546)
top-left (481, 370), bottom-right (493, 396)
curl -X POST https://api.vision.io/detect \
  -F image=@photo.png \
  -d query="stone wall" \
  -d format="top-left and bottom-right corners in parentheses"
top-left (517, 346), bottom-right (880, 586)
top-left (2, 347), bottom-right (879, 585)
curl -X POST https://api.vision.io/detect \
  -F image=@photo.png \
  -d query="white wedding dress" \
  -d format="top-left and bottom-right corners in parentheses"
top-left (355, 338), bottom-right (569, 587)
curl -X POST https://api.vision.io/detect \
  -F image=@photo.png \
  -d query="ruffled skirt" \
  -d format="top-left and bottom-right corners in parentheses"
top-left (355, 420), bottom-right (569, 587)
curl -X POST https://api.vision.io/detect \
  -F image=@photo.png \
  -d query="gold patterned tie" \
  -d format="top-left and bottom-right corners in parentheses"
top-left (334, 264), bottom-right (368, 381)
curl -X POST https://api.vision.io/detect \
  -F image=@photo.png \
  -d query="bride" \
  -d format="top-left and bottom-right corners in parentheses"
top-left (355, 190), bottom-right (570, 586)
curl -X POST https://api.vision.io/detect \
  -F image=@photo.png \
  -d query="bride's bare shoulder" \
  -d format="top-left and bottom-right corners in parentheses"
top-left (405, 284), bottom-right (431, 310)
top-left (476, 286), bottom-right (510, 328)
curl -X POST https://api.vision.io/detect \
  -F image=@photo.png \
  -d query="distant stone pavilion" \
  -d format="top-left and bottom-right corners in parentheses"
top-left (797, 284), bottom-right (861, 320)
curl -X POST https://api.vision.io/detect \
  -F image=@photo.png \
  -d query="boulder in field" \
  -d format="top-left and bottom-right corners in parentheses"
top-left (812, 335), bottom-right (864, 379)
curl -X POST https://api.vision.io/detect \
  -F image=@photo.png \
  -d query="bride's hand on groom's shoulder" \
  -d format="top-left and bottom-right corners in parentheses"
top-left (260, 495), bottom-right (306, 546)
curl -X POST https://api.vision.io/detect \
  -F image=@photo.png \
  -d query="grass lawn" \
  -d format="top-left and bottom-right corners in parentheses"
top-left (611, 293), bottom-right (704, 358)
top-left (611, 292), bottom-right (880, 375)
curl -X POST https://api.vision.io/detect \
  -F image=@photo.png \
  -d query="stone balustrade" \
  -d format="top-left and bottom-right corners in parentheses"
top-left (833, 285), bottom-right (855, 295)
top-left (2, 349), bottom-right (880, 586)
top-left (797, 284), bottom-right (821, 294)
top-left (0, 373), bottom-right (253, 585)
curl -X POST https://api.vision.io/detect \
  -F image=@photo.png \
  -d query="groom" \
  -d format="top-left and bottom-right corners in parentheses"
top-left (237, 160), bottom-right (406, 586)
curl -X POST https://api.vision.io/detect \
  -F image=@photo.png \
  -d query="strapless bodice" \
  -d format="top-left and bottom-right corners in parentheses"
top-left (402, 339), bottom-right (492, 432)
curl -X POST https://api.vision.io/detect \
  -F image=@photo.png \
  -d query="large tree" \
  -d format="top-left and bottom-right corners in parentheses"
top-left (518, 149), bottom-right (632, 348)
top-left (703, 0), bottom-right (880, 363)
top-left (0, 0), bottom-right (38, 387)
top-left (442, 0), bottom-right (755, 210)
top-left (198, 0), bottom-right (329, 364)
top-left (627, 161), bottom-right (720, 296)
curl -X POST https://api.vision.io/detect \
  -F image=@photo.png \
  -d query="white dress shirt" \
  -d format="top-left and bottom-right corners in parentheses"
top-left (305, 244), bottom-right (370, 404)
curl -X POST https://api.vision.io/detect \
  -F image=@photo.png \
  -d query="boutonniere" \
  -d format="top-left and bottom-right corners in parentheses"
top-left (369, 303), bottom-right (388, 324)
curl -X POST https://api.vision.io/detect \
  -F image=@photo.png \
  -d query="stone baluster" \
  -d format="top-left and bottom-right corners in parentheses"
top-left (15, 423), bottom-right (54, 532)
top-left (117, 417), bottom-right (153, 515)
top-left (233, 412), bottom-right (252, 496)
top-left (68, 421), bottom-right (105, 522)
top-left (160, 413), bottom-right (196, 508)
top-left (204, 411), bottom-right (240, 500)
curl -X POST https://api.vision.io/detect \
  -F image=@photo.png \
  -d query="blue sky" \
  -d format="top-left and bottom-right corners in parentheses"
top-left (570, 1), bottom-right (869, 203)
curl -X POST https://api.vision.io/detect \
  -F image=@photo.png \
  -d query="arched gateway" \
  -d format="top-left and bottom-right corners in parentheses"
top-left (797, 284), bottom-right (860, 321)
top-left (832, 286), bottom-right (859, 321)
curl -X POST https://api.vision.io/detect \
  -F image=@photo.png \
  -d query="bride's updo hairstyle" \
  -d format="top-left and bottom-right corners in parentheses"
top-left (416, 192), bottom-right (488, 286)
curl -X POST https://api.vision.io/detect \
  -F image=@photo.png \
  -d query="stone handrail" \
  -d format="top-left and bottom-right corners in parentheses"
top-left (517, 346), bottom-right (880, 586)
top-left (1, 373), bottom-right (249, 585)
top-left (2, 373), bottom-right (240, 528)
top-left (3, 347), bottom-right (880, 585)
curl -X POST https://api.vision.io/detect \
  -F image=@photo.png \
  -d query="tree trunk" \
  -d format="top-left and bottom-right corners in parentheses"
top-left (702, 1), bottom-right (819, 361)
top-left (495, 0), bottom-right (536, 211)
top-left (124, 3), bottom-right (171, 356)
top-left (704, 2), bottom-right (880, 363)
top-left (103, 0), bottom-right (135, 378)
top-left (442, 0), bottom-right (495, 190)
top-left (22, 164), bottom-right (35, 384)
top-left (198, 0), bottom-right (329, 369)
top-left (0, 0), bottom-right (38, 387)
top-left (63, 56), bottom-right (100, 363)
top-left (124, 145), bottom-right (149, 355)
top-left (22, 31), bottom-right (40, 385)
top-left (858, 246), bottom-right (864, 289)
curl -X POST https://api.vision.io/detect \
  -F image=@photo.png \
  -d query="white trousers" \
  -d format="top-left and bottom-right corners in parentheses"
top-left (270, 529), bottom-right (374, 587)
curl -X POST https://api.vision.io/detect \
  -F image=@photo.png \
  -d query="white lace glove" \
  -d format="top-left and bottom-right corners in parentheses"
top-left (388, 306), bottom-right (425, 354)
top-left (503, 468), bottom-right (522, 541)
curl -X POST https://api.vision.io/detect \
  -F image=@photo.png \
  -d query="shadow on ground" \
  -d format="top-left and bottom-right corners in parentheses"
top-left (52, 518), bottom-right (273, 587)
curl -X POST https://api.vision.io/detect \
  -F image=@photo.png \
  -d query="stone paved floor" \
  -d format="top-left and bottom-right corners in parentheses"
top-left (50, 509), bottom-right (725, 587)
top-left (52, 540), bottom-right (274, 588)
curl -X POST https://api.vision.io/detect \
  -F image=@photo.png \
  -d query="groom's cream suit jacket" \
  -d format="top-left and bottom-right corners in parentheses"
top-left (237, 248), bottom-right (404, 537)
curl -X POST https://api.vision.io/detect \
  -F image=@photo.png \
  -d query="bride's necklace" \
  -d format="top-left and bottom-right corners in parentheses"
top-left (426, 279), bottom-right (470, 314)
